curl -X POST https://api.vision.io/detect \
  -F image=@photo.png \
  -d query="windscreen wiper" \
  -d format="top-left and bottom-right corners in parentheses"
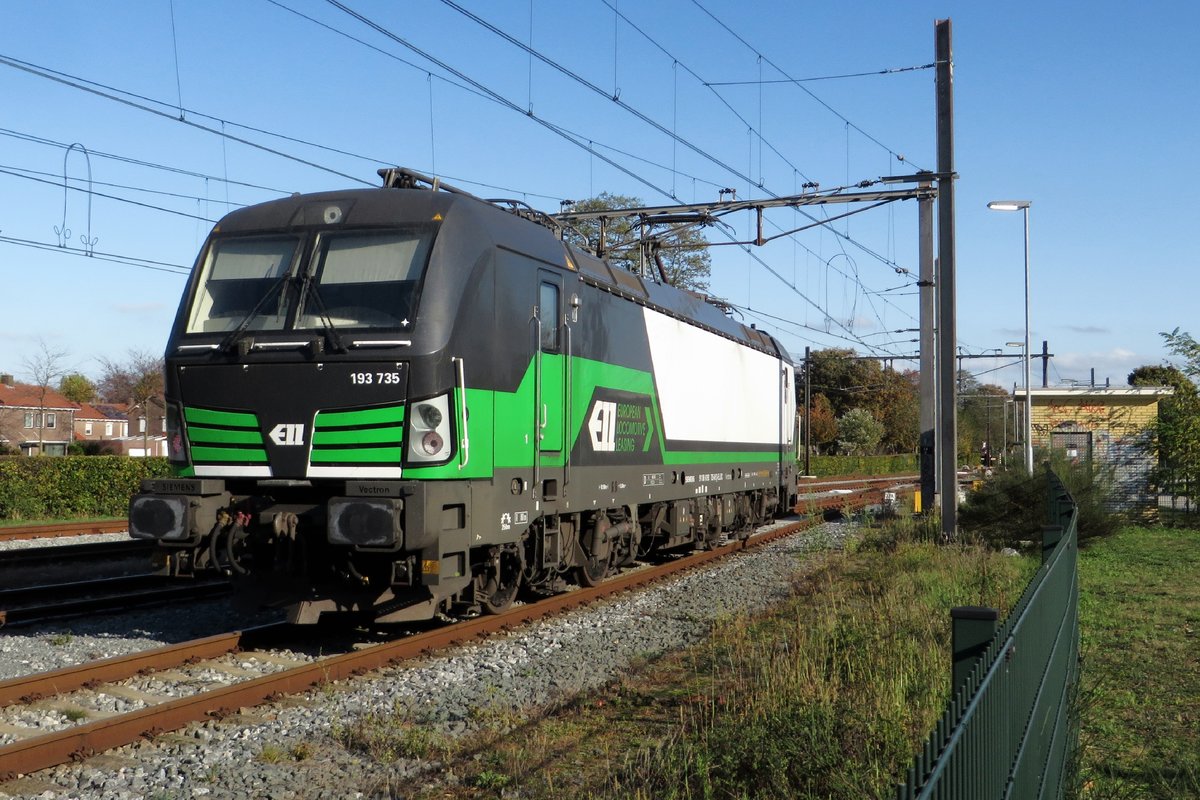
top-left (296, 275), bottom-right (347, 354)
top-left (218, 273), bottom-right (294, 354)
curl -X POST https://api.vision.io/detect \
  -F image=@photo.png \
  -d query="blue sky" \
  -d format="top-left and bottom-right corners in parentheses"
top-left (2, 1), bottom-right (1196, 391)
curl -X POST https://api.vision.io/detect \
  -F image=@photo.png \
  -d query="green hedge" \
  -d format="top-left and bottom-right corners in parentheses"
top-left (0, 456), bottom-right (171, 521)
top-left (802, 454), bottom-right (918, 477)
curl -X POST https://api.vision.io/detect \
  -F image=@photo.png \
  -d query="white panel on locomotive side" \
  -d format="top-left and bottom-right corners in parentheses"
top-left (642, 307), bottom-right (784, 447)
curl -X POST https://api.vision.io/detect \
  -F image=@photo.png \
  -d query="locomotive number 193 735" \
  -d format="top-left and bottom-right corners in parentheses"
top-left (350, 372), bottom-right (402, 386)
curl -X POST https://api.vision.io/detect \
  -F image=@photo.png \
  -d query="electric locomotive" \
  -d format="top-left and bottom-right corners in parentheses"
top-left (129, 169), bottom-right (798, 624)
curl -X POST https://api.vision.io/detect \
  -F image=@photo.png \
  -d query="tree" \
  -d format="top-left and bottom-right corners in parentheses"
top-left (803, 349), bottom-right (880, 420)
top-left (799, 349), bottom-right (918, 454)
top-left (97, 350), bottom-right (165, 405)
top-left (1132, 331), bottom-right (1200, 499)
top-left (567, 193), bottom-right (712, 292)
top-left (836, 407), bottom-right (884, 455)
top-left (21, 339), bottom-right (70, 454)
top-left (59, 373), bottom-right (97, 404)
top-left (957, 383), bottom-right (1010, 467)
top-left (806, 393), bottom-right (838, 454)
top-left (1162, 328), bottom-right (1200, 374)
top-left (1128, 364), bottom-right (1195, 393)
top-left (98, 350), bottom-right (165, 455)
top-left (873, 367), bottom-right (919, 453)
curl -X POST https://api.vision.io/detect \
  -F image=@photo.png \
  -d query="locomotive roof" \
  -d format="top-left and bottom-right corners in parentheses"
top-left (210, 186), bottom-right (791, 364)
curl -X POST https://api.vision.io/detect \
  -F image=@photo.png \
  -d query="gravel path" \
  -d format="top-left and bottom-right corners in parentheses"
top-left (0, 519), bottom-right (850, 799)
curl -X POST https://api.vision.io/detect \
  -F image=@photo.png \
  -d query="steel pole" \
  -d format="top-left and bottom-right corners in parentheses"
top-left (918, 186), bottom-right (936, 510)
top-left (935, 19), bottom-right (958, 540)
top-left (803, 346), bottom-right (811, 476)
top-left (1023, 206), bottom-right (1033, 475)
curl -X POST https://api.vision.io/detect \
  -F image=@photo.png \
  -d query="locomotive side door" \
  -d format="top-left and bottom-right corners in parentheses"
top-left (535, 271), bottom-right (566, 501)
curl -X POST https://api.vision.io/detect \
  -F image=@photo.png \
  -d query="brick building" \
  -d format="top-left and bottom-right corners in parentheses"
top-left (73, 402), bottom-right (130, 451)
top-left (0, 374), bottom-right (78, 456)
top-left (1015, 385), bottom-right (1174, 512)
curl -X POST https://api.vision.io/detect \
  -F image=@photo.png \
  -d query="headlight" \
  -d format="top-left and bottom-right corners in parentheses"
top-left (328, 497), bottom-right (403, 549)
top-left (129, 495), bottom-right (190, 541)
top-left (165, 404), bottom-right (190, 465)
top-left (407, 394), bottom-right (452, 463)
top-left (418, 403), bottom-right (443, 428)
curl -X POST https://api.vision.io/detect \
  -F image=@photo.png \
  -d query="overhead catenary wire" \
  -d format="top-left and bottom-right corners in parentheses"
top-left (0, 162), bottom-right (249, 209)
top-left (600, 0), bottom-right (920, 310)
top-left (274, 0), bottom-right (918, 350)
top-left (690, 0), bottom-right (926, 172)
top-left (0, 234), bottom-right (191, 276)
top-left (422, 0), bottom-right (919, 345)
top-left (0, 167), bottom-right (218, 223)
top-left (439, 0), bottom-right (920, 278)
top-left (0, 53), bottom-right (370, 186)
top-left (598, 0), bottom-right (821, 190)
top-left (737, 302), bottom-right (918, 356)
top-left (704, 62), bottom-right (937, 86)
top-left (315, 0), bottom-right (678, 201)
top-left (0, 56), bottom-right (564, 203)
top-left (437, 0), bottom-right (922, 285)
top-left (2, 7), bottom-right (921, 359)
top-left (0, 127), bottom-right (292, 196)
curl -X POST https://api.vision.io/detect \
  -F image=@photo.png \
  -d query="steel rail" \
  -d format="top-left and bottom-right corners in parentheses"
top-left (797, 474), bottom-right (918, 491)
top-left (0, 521), bottom-right (128, 542)
top-left (0, 506), bottom-right (856, 782)
top-left (0, 624), bottom-right (289, 706)
top-left (0, 540), bottom-right (151, 570)
top-left (0, 576), bottom-right (231, 628)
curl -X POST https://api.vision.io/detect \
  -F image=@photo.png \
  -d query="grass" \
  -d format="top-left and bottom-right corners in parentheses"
top-left (331, 702), bottom-right (452, 764)
top-left (334, 519), bottom-right (1036, 799)
top-left (323, 517), bottom-right (1200, 798)
top-left (1076, 526), bottom-right (1200, 799)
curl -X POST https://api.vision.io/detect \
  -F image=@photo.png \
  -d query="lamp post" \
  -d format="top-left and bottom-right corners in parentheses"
top-left (989, 200), bottom-right (1033, 475)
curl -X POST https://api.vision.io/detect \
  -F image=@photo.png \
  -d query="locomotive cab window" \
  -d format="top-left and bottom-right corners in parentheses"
top-left (296, 229), bottom-right (433, 330)
top-left (185, 236), bottom-right (300, 333)
top-left (539, 281), bottom-right (560, 351)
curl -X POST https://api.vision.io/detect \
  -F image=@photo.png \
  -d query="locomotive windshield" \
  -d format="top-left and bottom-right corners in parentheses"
top-left (295, 230), bottom-right (430, 330)
top-left (184, 228), bottom-right (433, 335)
top-left (185, 236), bottom-right (299, 333)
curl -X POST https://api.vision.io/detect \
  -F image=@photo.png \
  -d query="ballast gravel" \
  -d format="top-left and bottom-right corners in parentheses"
top-left (0, 520), bottom-right (851, 800)
top-left (0, 532), bottom-right (131, 553)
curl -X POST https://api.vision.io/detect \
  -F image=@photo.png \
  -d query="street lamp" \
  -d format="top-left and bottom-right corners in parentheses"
top-left (989, 199), bottom-right (1033, 475)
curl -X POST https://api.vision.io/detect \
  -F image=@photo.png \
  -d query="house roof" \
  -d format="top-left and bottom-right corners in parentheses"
top-left (74, 402), bottom-right (109, 420)
top-left (0, 380), bottom-right (78, 411)
top-left (1013, 386), bottom-right (1175, 400)
top-left (92, 403), bottom-right (130, 419)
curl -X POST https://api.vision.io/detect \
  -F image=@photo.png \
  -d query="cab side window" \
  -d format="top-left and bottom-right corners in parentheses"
top-left (539, 281), bottom-right (560, 351)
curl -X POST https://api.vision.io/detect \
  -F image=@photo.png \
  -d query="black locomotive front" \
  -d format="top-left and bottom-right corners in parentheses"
top-left (128, 186), bottom-right (480, 621)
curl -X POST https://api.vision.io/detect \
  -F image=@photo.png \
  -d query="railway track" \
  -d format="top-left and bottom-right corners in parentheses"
top-left (0, 539), bottom-right (153, 572)
top-left (0, 574), bottom-right (231, 629)
top-left (0, 520), bottom-right (128, 543)
top-left (0, 501), bottom-right (865, 782)
top-left (0, 478), bottom-right (911, 780)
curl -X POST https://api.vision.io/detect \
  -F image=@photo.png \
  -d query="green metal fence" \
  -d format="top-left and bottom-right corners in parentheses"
top-left (896, 468), bottom-right (1081, 799)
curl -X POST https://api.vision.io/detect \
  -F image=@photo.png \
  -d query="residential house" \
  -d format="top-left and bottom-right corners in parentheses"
top-left (73, 402), bottom-right (130, 451)
top-left (0, 373), bottom-right (78, 456)
top-left (119, 396), bottom-right (168, 457)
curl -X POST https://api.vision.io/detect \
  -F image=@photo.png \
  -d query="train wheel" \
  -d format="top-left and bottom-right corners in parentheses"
top-left (574, 551), bottom-right (609, 587)
top-left (480, 545), bottom-right (523, 615)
